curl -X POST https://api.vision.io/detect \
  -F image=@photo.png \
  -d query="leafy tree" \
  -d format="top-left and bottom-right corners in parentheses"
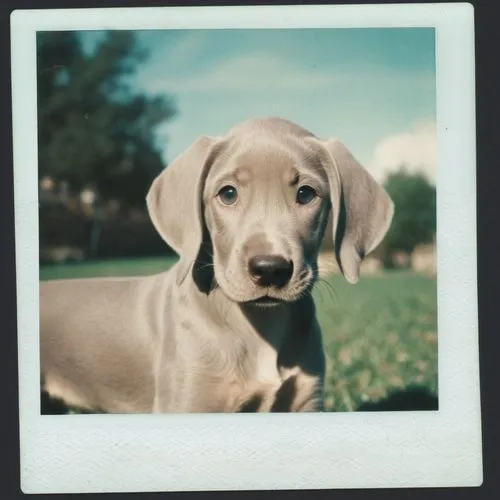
top-left (383, 167), bottom-right (436, 255)
top-left (37, 31), bottom-right (176, 206)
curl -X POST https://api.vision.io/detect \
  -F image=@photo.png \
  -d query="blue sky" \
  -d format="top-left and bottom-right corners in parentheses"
top-left (81, 28), bottom-right (436, 183)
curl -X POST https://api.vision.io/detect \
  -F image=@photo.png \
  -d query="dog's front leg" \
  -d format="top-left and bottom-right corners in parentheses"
top-left (272, 370), bottom-right (324, 412)
top-left (233, 372), bottom-right (322, 413)
top-left (276, 319), bottom-right (326, 412)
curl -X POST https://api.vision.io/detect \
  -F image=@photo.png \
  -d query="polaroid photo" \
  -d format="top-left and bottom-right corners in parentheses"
top-left (11, 3), bottom-right (481, 494)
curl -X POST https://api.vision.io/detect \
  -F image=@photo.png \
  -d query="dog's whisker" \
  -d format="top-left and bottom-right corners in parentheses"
top-left (197, 262), bottom-right (215, 272)
top-left (314, 278), bottom-right (339, 305)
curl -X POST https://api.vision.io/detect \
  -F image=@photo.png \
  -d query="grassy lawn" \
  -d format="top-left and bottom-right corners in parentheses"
top-left (39, 256), bottom-right (179, 281)
top-left (313, 271), bottom-right (437, 411)
top-left (40, 257), bottom-right (438, 412)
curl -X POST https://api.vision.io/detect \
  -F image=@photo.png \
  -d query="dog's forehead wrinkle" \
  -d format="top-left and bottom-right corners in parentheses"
top-left (209, 134), bottom-right (323, 192)
top-left (290, 171), bottom-right (300, 186)
top-left (234, 165), bottom-right (252, 184)
top-left (238, 147), bottom-right (294, 171)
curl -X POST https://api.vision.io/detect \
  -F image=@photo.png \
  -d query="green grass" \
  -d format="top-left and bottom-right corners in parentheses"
top-left (313, 271), bottom-right (437, 411)
top-left (40, 258), bottom-right (438, 412)
top-left (39, 256), bottom-right (179, 281)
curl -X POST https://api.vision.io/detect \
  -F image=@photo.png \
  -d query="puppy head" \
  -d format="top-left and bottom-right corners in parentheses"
top-left (146, 118), bottom-right (394, 305)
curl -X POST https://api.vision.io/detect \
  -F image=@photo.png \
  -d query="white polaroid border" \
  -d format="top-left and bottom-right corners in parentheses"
top-left (11, 3), bottom-right (480, 494)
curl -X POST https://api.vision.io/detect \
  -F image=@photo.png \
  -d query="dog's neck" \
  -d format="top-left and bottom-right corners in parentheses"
top-left (196, 284), bottom-right (313, 351)
top-left (239, 301), bottom-right (294, 349)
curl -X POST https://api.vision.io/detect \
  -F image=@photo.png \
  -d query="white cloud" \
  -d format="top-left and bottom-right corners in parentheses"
top-left (142, 52), bottom-right (336, 93)
top-left (368, 121), bottom-right (437, 184)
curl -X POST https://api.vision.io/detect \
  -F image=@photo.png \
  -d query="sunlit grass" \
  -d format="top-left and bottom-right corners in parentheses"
top-left (313, 271), bottom-right (437, 411)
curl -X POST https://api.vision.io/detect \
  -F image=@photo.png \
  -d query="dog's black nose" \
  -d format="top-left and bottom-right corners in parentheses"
top-left (248, 255), bottom-right (293, 288)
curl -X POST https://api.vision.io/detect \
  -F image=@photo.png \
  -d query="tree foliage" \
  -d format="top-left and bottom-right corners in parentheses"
top-left (382, 167), bottom-right (436, 255)
top-left (37, 31), bottom-right (176, 206)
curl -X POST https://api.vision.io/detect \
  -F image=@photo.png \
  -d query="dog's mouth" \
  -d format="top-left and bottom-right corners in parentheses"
top-left (244, 295), bottom-right (286, 307)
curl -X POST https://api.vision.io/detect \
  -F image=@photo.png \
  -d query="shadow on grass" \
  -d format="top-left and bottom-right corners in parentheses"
top-left (41, 391), bottom-right (98, 415)
top-left (356, 385), bottom-right (438, 412)
top-left (41, 391), bottom-right (71, 414)
top-left (41, 385), bottom-right (438, 415)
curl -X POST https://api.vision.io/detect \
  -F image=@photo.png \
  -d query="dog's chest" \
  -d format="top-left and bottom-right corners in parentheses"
top-left (252, 343), bottom-right (281, 384)
top-left (215, 339), bottom-right (282, 412)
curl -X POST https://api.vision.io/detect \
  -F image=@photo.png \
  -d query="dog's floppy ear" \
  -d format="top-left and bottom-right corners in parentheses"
top-left (146, 136), bottom-right (219, 285)
top-left (315, 138), bottom-right (394, 284)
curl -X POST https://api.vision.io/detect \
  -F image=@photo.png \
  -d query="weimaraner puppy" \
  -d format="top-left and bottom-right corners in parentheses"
top-left (40, 116), bottom-right (394, 413)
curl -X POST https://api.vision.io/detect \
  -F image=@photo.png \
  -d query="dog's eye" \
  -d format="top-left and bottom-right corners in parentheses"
top-left (217, 185), bottom-right (238, 205)
top-left (296, 185), bottom-right (317, 205)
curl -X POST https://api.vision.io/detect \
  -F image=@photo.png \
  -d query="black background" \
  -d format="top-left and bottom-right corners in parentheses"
top-left (1, 0), bottom-right (498, 498)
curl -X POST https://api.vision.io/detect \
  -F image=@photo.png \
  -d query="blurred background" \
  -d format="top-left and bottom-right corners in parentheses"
top-left (38, 28), bottom-right (437, 412)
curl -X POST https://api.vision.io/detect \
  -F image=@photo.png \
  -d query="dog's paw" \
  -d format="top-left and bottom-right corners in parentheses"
top-left (270, 373), bottom-right (322, 412)
top-left (235, 373), bottom-right (323, 413)
top-left (233, 381), bottom-right (279, 412)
